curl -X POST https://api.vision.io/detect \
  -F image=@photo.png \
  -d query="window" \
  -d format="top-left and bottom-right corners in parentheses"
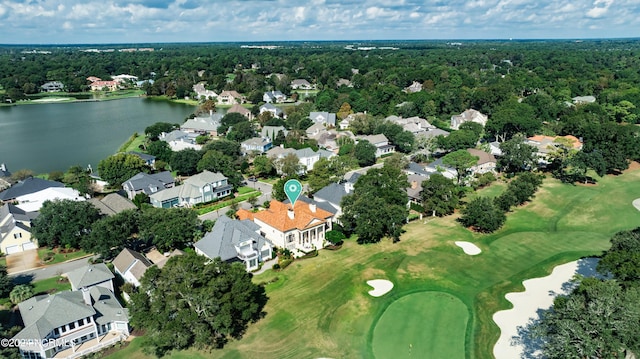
top-left (78, 318), bottom-right (84, 326)
top-left (13, 233), bottom-right (22, 239)
top-left (54, 328), bottom-right (59, 336)
top-left (69, 322), bottom-right (76, 330)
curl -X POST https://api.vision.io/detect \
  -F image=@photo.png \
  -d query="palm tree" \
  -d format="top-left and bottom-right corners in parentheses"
top-left (10, 284), bottom-right (34, 305)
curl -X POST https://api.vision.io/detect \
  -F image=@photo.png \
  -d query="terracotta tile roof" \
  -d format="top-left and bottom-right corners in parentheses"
top-left (238, 200), bottom-right (333, 232)
top-left (527, 135), bottom-right (582, 150)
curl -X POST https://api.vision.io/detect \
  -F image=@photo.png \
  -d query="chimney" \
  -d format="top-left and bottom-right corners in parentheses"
top-left (411, 181), bottom-right (418, 189)
top-left (209, 109), bottom-right (213, 116)
top-left (287, 208), bottom-right (294, 219)
top-left (0, 163), bottom-right (5, 172)
top-left (309, 203), bottom-right (316, 213)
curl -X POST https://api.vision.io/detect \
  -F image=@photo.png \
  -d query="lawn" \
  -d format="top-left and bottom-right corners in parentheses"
top-left (107, 167), bottom-right (640, 359)
top-left (372, 292), bottom-right (468, 359)
top-left (119, 133), bottom-right (147, 153)
top-left (32, 276), bottom-right (71, 295)
top-left (37, 248), bottom-right (89, 265)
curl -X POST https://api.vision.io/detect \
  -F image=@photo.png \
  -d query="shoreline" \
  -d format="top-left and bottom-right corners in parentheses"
top-left (492, 257), bottom-right (600, 359)
top-left (0, 90), bottom-right (151, 107)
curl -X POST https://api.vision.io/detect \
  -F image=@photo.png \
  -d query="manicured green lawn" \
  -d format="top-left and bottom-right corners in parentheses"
top-left (32, 276), bottom-right (71, 295)
top-left (119, 133), bottom-right (147, 153)
top-left (372, 292), bottom-right (468, 359)
top-left (107, 167), bottom-right (640, 358)
top-left (37, 248), bottom-right (89, 265)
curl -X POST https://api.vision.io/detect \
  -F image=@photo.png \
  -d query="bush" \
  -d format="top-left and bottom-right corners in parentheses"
top-left (272, 263), bottom-right (281, 270)
top-left (279, 258), bottom-right (293, 269)
top-left (326, 230), bottom-right (346, 245)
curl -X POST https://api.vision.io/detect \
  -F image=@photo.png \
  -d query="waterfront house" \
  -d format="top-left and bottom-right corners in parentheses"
top-left (218, 90), bottom-right (245, 105)
top-left (263, 90), bottom-right (286, 103)
top-left (227, 104), bottom-right (253, 120)
top-left (149, 171), bottom-right (233, 208)
top-left (41, 81), bottom-right (64, 92)
top-left (122, 171), bottom-right (175, 200)
top-left (0, 177), bottom-right (65, 203)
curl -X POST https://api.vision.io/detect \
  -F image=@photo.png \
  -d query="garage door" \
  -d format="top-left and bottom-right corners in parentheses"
top-left (22, 242), bottom-right (37, 251)
top-left (5, 245), bottom-right (21, 255)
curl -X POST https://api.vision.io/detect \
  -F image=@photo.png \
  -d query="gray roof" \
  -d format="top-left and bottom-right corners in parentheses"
top-left (282, 195), bottom-right (338, 215)
top-left (112, 248), bottom-right (152, 280)
top-left (161, 129), bottom-right (191, 143)
top-left (150, 171), bottom-right (229, 203)
top-left (309, 112), bottom-right (336, 126)
top-left (185, 170), bottom-right (226, 188)
top-left (313, 183), bottom-right (349, 206)
top-left (358, 134), bottom-right (389, 146)
top-left (122, 171), bottom-right (174, 195)
top-left (0, 177), bottom-right (64, 201)
top-left (0, 203), bottom-right (33, 223)
top-left (126, 151), bottom-right (155, 162)
top-left (66, 263), bottom-right (114, 289)
top-left (407, 162), bottom-right (437, 177)
top-left (181, 115), bottom-right (222, 132)
top-left (89, 193), bottom-right (137, 216)
top-left (295, 147), bottom-right (319, 159)
top-left (89, 286), bottom-right (129, 325)
top-left (194, 216), bottom-right (271, 262)
top-left (344, 172), bottom-right (362, 184)
top-left (15, 291), bottom-right (96, 341)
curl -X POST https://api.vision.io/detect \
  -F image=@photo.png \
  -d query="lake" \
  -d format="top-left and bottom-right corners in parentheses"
top-left (0, 98), bottom-right (195, 174)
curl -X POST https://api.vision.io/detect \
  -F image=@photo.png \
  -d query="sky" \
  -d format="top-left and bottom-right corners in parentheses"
top-left (0, 0), bottom-right (638, 44)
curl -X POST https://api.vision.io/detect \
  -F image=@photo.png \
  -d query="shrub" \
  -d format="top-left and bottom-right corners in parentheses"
top-left (326, 230), bottom-right (346, 245)
top-left (272, 263), bottom-right (281, 270)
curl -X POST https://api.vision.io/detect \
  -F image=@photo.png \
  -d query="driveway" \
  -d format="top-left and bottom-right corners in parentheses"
top-left (199, 180), bottom-right (273, 222)
top-left (6, 249), bottom-right (41, 274)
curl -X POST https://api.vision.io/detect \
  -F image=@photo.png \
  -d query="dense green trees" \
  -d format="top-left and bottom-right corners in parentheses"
top-left (341, 165), bottom-right (409, 243)
top-left (354, 140), bottom-right (377, 167)
top-left (170, 148), bottom-right (202, 176)
top-left (497, 134), bottom-right (537, 175)
top-left (531, 228), bottom-right (640, 358)
top-left (420, 174), bottom-right (459, 217)
top-left (459, 197), bottom-right (506, 233)
top-left (32, 199), bottom-right (102, 248)
top-left (98, 153), bottom-right (149, 188)
top-left (138, 207), bottom-right (200, 252)
top-left (82, 210), bottom-right (140, 259)
top-left (129, 254), bottom-right (267, 356)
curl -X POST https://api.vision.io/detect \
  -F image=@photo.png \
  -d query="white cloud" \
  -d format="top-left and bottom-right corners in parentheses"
top-left (0, 0), bottom-right (637, 43)
top-left (586, 0), bottom-right (614, 18)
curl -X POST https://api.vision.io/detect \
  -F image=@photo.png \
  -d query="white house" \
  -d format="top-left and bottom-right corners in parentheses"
top-left (450, 109), bottom-right (488, 130)
top-left (263, 90), bottom-right (286, 103)
top-left (357, 134), bottom-right (396, 157)
top-left (237, 200), bottom-right (333, 255)
top-left (112, 248), bottom-right (153, 287)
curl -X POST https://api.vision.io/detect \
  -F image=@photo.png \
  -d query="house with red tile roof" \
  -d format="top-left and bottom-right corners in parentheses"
top-left (237, 199), bottom-right (333, 254)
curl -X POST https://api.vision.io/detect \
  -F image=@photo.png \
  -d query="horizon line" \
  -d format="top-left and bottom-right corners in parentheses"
top-left (2, 36), bottom-right (640, 47)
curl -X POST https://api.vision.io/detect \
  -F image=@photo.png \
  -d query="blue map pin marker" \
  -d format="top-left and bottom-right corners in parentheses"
top-left (284, 179), bottom-right (303, 208)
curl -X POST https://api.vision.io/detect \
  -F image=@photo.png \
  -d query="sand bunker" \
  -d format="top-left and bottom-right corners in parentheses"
top-left (633, 198), bottom-right (640, 211)
top-left (32, 97), bottom-right (72, 102)
top-left (492, 257), bottom-right (600, 359)
top-left (454, 241), bottom-right (481, 255)
top-left (367, 279), bottom-right (394, 297)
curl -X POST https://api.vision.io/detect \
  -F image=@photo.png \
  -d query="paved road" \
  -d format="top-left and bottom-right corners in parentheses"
top-left (10, 255), bottom-right (95, 284)
top-left (199, 180), bottom-right (273, 221)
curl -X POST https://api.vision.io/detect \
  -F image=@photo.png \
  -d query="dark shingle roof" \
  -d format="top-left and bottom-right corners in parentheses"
top-left (0, 177), bottom-right (64, 201)
top-left (122, 171), bottom-right (174, 194)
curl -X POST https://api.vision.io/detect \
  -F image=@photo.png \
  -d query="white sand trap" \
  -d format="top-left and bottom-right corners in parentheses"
top-left (367, 279), bottom-right (394, 297)
top-left (633, 198), bottom-right (640, 211)
top-left (455, 241), bottom-right (482, 255)
top-left (492, 257), bottom-right (600, 359)
top-left (32, 97), bottom-right (72, 102)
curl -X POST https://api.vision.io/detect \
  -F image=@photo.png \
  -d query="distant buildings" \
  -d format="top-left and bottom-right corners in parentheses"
top-left (41, 81), bottom-right (64, 92)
